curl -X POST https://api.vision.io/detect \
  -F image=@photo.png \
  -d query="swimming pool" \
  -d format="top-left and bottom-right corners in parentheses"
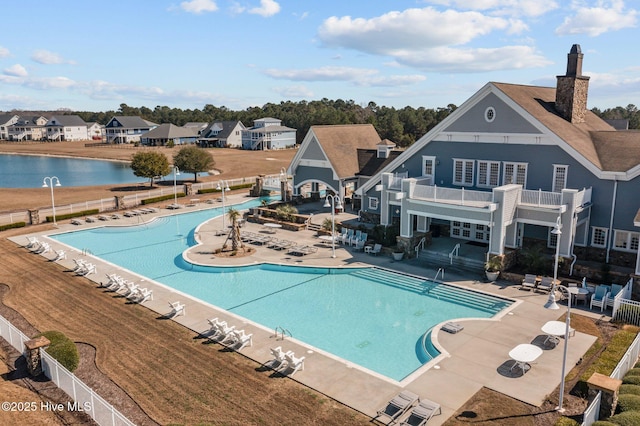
top-left (50, 199), bottom-right (513, 381)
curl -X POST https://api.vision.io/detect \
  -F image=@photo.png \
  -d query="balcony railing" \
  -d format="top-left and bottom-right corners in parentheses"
top-left (411, 184), bottom-right (494, 207)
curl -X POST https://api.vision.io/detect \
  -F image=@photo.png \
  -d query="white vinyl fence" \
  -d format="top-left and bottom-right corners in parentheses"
top-left (0, 314), bottom-right (134, 426)
top-left (0, 174), bottom-right (281, 226)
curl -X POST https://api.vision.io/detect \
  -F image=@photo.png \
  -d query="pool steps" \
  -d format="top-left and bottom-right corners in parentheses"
top-left (350, 268), bottom-right (510, 314)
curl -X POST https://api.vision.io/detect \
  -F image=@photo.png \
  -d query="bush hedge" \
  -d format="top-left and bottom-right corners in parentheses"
top-left (592, 421), bottom-right (619, 426)
top-left (0, 221), bottom-right (26, 231)
top-left (555, 417), bottom-right (579, 425)
top-left (624, 368), bottom-right (640, 376)
top-left (46, 209), bottom-right (99, 222)
top-left (608, 411), bottom-right (640, 425)
top-left (198, 183), bottom-right (253, 194)
top-left (617, 394), bottom-right (640, 412)
top-left (623, 375), bottom-right (640, 385)
top-left (619, 384), bottom-right (640, 396)
top-left (141, 193), bottom-right (184, 205)
top-left (33, 330), bottom-right (79, 372)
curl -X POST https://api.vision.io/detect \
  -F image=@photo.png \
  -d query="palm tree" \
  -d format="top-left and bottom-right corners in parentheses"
top-left (222, 208), bottom-right (243, 252)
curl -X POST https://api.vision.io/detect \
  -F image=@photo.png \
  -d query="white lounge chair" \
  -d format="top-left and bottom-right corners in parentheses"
top-left (168, 301), bottom-right (185, 317)
top-left (85, 216), bottom-right (97, 223)
top-left (76, 263), bottom-right (96, 276)
top-left (269, 346), bottom-right (293, 369)
top-left (26, 236), bottom-right (39, 248)
top-left (214, 322), bottom-right (236, 343)
top-left (370, 243), bottom-right (382, 255)
top-left (226, 329), bottom-right (253, 350)
top-left (110, 213), bottom-right (122, 220)
top-left (71, 219), bottom-right (83, 225)
top-left (537, 276), bottom-right (554, 293)
top-left (283, 352), bottom-right (305, 376)
top-left (374, 390), bottom-right (419, 425)
top-left (129, 287), bottom-right (153, 303)
top-left (51, 249), bottom-right (66, 261)
top-left (521, 274), bottom-right (537, 291)
top-left (34, 242), bottom-right (51, 254)
top-left (590, 285), bottom-right (609, 312)
top-left (399, 399), bottom-right (442, 426)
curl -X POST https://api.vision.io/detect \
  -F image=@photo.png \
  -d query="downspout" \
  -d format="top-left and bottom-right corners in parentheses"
top-left (606, 178), bottom-right (618, 264)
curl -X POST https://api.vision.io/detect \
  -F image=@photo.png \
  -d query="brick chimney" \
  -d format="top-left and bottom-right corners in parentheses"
top-left (555, 44), bottom-right (590, 123)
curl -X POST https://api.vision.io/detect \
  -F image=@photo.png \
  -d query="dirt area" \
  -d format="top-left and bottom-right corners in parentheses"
top-left (0, 141), bottom-right (294, 212)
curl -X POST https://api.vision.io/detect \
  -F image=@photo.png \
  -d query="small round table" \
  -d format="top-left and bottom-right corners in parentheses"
top-left (508, 343), bottom-right (543, 374)
top-left (541, 320), bottom-right (566, 346)
top-left (568, 286), bottom-right (589, 305)
top-left (317, 235), bottom-right (336, 245)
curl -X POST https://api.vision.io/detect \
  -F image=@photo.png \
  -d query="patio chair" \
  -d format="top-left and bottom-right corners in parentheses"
top-left (51, 249), bottom-right (67, 262)
top-left (556, 285), bottom-right (570, 303)
top-left (269, 346), bottom-right (293, 369)
top-left (25, 236), bottom-right (39, 248)
top-left (370, 244), bottom-right (382, 255)
top-left (349, 230), bottom-right (362, 246)
top-left (71, 219), bottom-right (83, 225)
top-left (399, 399), bottom-right (442, 426)
top-left (85, 216), bottom-right (97, 223)
top-left (374, 390), bottom-right (419, 425)
top-left (606, 284), bottom-right (623, 309)
top-left (97, 215), bottom-right (110, 221)
top-left (283, 352), bottom-right (305, 376)
top-left (536, 276), bottom-right (554, 293)
top-left (590, 285), bottom-right (609, 312)
top-left (130, 287), bottom-right (153, 304)
top-left (521, 274), bottom-right (537, 291)
top-left (168, 301), bottom-right (185, 317)
top-left (228, 329), bottom-right (253, 351)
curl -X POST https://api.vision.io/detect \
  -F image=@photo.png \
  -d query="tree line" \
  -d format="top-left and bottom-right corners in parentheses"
top-left (73, 100), bottom-right (639, 148)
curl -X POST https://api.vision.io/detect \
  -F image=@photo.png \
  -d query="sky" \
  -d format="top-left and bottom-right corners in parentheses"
top-left (0, 0), bottom-right (638, 113)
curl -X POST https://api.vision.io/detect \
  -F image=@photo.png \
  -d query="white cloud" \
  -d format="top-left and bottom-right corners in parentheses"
top-left (25, 76), bottom-right (76, 90)
top-left (0, 46), bottom-right (9, 58)
top-left (180, 0), bottom-right (218, 14)
top-left (426, 0), bottom-right (559, 17)
top-left (4, 64), bottom-right (28, 77)
top-left (272, 85), bottom-right (314, 98)
top-left (264, 66), bottom-right (426, 87)
top-left (555, 0), bottom-right (638, 36)
top-left (31, 50), bottom-right (75, 65)
top-left (318, 8), bottom-right (514, 54)
top-left (249, 0), bottom-right (280, 17)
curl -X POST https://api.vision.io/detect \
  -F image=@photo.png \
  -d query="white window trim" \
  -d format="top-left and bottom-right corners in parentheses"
top-left (477, 160), bottom-right (500, 188)
top-left (422, 155), bottom-right (436, 183)
top-left (368, 197), bottom-right (379, 210)
top-left (502, 162), bottom-right (528, 187)
top-left (591, 227), bottom-right (608, 248)
top-left (453, 158), bottom-right (474, 187)
top-left (552, 164), bottom-right (568, 193)
top-left (613, 230), bottom-right (640, 253)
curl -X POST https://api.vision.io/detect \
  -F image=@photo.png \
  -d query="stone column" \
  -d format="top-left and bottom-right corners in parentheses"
top-left (28, 209), bottom-right (40, 225)
top-left (250, 175), bottom-right (264, 197)
top-left (114, 195), bottom-right (125, 210)
top-left (184, 182), bottom-right (193, 196)
top-left (587, 372), bottom-right (622, 420)
top-left (24, 336), bottom-right (50, 377)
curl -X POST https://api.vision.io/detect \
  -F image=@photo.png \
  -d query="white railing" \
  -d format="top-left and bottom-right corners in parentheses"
top-left (389, 172), bottom-right (409, 190)
top-left (411, 184), bottom-right (494, 207)
top-left (0, 314), bottom-right (133, 426)
top-left (519, 189), bottom-right (563, 207)
top-left (612, 279), bottom-right (637, 325)
top-left (415, 237), bottom-right (425, 257)
top-left (576, 187), bottom-right (592, 207)
top-left (449, 243), bottom-right (460, 264)
top-left (0, 174), bottom-right (280, 226)
top-left (581, 391), bottom-right (601, 426)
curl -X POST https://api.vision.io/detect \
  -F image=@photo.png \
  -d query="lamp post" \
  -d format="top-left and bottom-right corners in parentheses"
top-left (172, 166), bottom-right (180, 206)
top-left (544, 217), bottom-right (568, 412)
top-left (323, 194), bottom-right (342, 258)
top-left (217, 180), bottom-right (230, 230)
top-left (42, 176), bottom-right (61, 226)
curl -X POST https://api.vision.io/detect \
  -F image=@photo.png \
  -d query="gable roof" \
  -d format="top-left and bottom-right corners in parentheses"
top-left (141, 123), bottom-right (197, 139)
top-left (107, 116), bottom-right (158, 128)
top-left (290, 124), bottom-right (383, 179)
top-left (202, 120), bottom-right (245, 139)
top-left (356, 148), bottom-right (403, 177)
top-left (47, 115), bottom-right (87, 127)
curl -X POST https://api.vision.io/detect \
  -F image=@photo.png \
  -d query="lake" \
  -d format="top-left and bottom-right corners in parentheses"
top-left (0, 154), bottom-right (173, 188)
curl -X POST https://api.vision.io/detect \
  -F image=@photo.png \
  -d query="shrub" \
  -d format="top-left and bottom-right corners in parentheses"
top-left (0, 221), bottom-right (26, 232)
top-left (275, 204), bottom-right (298, 222)
top-left (555, 417), bottom-right (579, 425)
top-left (592, 421), bottom-right (619, 426)
top-left (46, 209), bottom-right (99, 222)
top-left (623, 375), bottom-right (640, 385)
top-left (608, 411), bottom-right (640, 425)
top-left (619, 384), bottom-right (640, 396)
top-left (141, 193), bottom-right (184, 205)
top-left (33, 331), bottom-right (79, 372)
top-left (197, 183), bottom-right (253, 194)
top-left (617, 394), bottom-right (640, 413)
top-left (624, 368), bottom-right (640, 376)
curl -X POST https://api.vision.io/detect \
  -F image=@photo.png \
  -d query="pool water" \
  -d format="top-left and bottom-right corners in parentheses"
top-left (51, 198), bottom-right (512, 381)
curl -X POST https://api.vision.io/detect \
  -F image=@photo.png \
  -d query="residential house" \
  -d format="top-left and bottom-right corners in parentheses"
top-left (45, 115), bottom-right (88, 141)
top-left (140, 123), bottom-right (198, 146)
top-left (241, 117), bottom-right (296, 150)
top-left (358, 44), bottom-right (640, 275)
top-left (104, 116), bottom-right (158, 144)
top-left (0, 114), bottom-right (19, 140)
top-left (182, 122), bottom-right (208, 136)
top-left (86, 122), bottom-right (104, 140)
top-left (199, 120), bottom-right (245, 148)
top-left (7, 115), bottom-right (48, 141)
top-left (287, 124), bottom-right (402, 206)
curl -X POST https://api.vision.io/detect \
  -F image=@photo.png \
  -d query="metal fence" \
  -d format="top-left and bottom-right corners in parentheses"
top-left (0, 314), bottom-right (134, 426)
top-left (0, 174), bottom-right (280, 226)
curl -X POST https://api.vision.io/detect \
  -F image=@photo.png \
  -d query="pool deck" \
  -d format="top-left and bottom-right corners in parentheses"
top-left (10, 194), bottom-right (604, 425)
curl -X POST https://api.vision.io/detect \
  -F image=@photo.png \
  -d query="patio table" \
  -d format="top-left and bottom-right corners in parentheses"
top-left (508, 343), bottom-right (543, 374)
top-left (541, 320), bottom-right (566, 346)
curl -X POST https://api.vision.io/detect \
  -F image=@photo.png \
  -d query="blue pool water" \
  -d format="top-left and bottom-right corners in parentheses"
top-left (51, 198), bottom-right (513, 381)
